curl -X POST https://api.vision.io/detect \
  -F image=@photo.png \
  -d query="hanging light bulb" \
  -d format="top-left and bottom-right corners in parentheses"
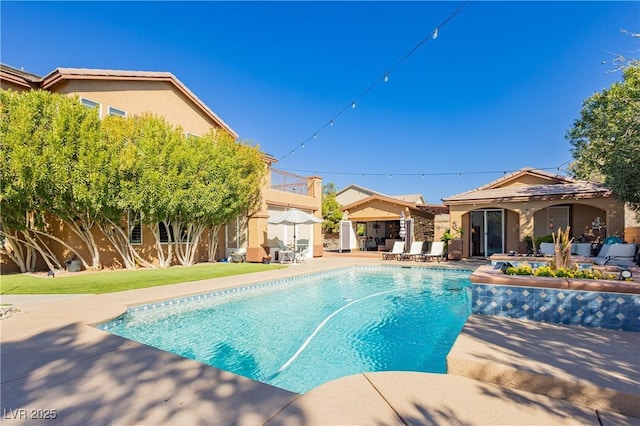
top-left (384, 73), bottom-right (389, 82)
top-left (330, 119), bottom-right (334, 126)
top-left (351, 101), bottom-right (356, 109)
top-left (313, 133), bottom-right (317, 139)
top-left (433, 28), bottom-right (439, 39)
top-left (301, 142), bottom-right (305, 148)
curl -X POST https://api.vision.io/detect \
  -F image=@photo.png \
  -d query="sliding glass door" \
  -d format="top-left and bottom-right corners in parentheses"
top-left (470, 209), bottom-right (504, 257)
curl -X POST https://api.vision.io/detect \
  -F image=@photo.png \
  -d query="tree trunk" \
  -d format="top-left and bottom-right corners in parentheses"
top-left (149, 221), bottom-right (172, 268)
top-left (0, 231), bottom-right (29, 272)
top-left (207, 225), bottom-right (222, 262)
top-left (98, 220), bottom-right (155, 269)
top-left (64, 218), bottom-right (101, 269)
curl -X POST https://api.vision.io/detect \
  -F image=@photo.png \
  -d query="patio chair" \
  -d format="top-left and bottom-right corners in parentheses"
top-left (230, 248), bottom-right (247, 263)
top-left (382, 241), bottom-right (405, 260)
top-left (418, 241), bottom-right (445, 263)
top-left (593, 243), bottom-right (637, 267)
top-left (400, 241), bottom-right (425, 261)
top-left (293, 239), bottom-right (309, 263)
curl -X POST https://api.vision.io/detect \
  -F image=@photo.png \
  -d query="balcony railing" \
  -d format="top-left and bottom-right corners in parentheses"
top-left (271, 168), bottom-right (308, 195)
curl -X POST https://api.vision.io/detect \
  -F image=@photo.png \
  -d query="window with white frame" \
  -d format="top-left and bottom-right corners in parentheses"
top-left (185, 132), bottom-right (200, 139)
top-left (108, 106), bottom-right (127, 117)
top-left (80, 97), bottom-right (101, 118)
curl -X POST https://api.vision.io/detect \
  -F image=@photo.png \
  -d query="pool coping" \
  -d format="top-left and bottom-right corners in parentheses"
top-left (2, 255), bottom-right (638, 424)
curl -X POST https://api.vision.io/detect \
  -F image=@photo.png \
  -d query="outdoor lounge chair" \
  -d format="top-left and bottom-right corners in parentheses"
top-left (382, 241), bottom-right (405, 260)
top-left (592, 243), bottom-right (637, 267)
top-left (400, 241), bottom-right (425, 261)
top-left (418, 241), bottom-right (445, 263)
top-left (230, 248), bottom-right (247, 263)
top-left (539, 242), bottom-right (555, 256)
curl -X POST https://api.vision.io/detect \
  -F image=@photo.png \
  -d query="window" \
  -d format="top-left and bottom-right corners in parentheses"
top-left (128, 212), bottom-right (142, 244)
top-left (80, 97), bottom-right (101, 118)
top-left (158, 222), bottom-right (192, 243)
top-left (158, 222), bottom-right (174, 243)
top-left (185, 132), bottom-right (200, 139)
top-left (108, 106), bottom-right (127, 117)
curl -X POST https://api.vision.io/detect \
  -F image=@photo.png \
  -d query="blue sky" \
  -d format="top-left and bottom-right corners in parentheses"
top-left (2, 1), bottom-right (638, 203)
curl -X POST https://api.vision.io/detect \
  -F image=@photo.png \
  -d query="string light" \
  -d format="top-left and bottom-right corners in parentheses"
top-left (277, 1), bottom-right (474, 161)
top-left (276, 162), bottom-right (573, 179)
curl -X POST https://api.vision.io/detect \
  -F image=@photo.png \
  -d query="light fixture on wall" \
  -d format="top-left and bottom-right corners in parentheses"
top-left (373, 222), bottom-right (380, 229)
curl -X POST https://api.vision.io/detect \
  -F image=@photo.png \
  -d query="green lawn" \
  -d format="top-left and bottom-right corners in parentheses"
top-left (0, 263), bottom-right (286, 295)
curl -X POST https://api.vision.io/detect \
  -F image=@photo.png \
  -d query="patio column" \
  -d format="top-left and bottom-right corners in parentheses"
top-left (519, 208), bottom-right (534, 253)
top-left (246, 214), bottom-right (269, 262)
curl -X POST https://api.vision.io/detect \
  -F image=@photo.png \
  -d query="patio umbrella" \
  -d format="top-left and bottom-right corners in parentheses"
top-left (399, 211), bottom-right (406, 240)
top-left (266, 208), bottom-right (322, 263)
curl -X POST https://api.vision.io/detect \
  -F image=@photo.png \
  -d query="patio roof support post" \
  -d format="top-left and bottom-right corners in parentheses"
top-left (519, 208), bottom-right (534, 254)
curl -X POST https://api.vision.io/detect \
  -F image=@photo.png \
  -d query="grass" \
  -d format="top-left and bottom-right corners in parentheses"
top-left (0, 263), bottom-right (286, 295)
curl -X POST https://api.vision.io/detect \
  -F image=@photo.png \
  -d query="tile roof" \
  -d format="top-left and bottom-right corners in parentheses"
top-left (443, 181), bottom-right (611, 205)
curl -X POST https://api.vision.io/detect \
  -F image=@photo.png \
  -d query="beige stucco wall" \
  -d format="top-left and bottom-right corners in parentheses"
top-left (52, 80), bottom-right (225, 137)
top-left (345, 200), bottom-right (411, 222)
top-left (246, 176), bottom-right (323, 262)
top-left (0, 80), bottom-right (31, 92)
top-left (335, 188), bottom-right (373, 207)
top-left (496, 174), bottom-right (560, 188)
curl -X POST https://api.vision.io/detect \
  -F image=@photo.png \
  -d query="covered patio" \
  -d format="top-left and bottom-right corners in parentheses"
top-left (443, 168), bottom-right (627, 258)
top-left (340, 194), bottom-right (446, 252)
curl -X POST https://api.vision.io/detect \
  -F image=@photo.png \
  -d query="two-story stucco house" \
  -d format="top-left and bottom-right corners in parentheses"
top-left (1, 64), bottom-right (323, 272)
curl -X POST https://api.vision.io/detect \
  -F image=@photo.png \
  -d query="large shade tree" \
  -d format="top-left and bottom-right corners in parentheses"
top-left (567, 64), bottom-right (640, 215)
top-left (1, 89), bottom-right (267, 271)
top-left (0, 89), bottom-right (105, 271)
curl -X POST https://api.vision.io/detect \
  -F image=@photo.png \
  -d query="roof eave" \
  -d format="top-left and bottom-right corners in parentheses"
top-left (443, 191), bottom-right (613, 206)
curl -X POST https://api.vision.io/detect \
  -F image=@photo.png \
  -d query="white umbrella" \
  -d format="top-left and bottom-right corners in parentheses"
top-left (399, 211), bottom-right (406, 240)
top-left (266, 208), bottom-right (322, 263)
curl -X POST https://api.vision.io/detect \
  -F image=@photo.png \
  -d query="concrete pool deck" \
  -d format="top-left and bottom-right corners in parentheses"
top-left (1, 254), bottom-right (638, 425)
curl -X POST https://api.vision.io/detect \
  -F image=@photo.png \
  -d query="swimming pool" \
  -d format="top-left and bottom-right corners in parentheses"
top-left (99, 266), bottom-right (472, 394)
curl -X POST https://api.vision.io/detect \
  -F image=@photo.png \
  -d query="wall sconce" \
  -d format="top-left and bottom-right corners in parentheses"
top-left (373, 222), bottom-right (380, 229)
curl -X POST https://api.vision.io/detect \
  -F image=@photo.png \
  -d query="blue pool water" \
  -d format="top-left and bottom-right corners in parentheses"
top-left (99, 267), bottom-right (472, 393)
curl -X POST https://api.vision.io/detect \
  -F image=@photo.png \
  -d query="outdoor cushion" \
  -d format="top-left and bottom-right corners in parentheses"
top-left (539, 242), bottom-right (555, 256)
top-left (592, 243), bottom-right (636, 266)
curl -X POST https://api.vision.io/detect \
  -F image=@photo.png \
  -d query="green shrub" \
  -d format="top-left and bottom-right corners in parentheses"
top-left (554, 268), bottom-right (574, 278)
top-left (535, 235), bottom-right (554, 247)
top-left (505, 263), bottom-right (534, 276)
top-left (574, 269), bottom-right (595, 279)
top-left (533, 266), bottom-right (555, 277)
